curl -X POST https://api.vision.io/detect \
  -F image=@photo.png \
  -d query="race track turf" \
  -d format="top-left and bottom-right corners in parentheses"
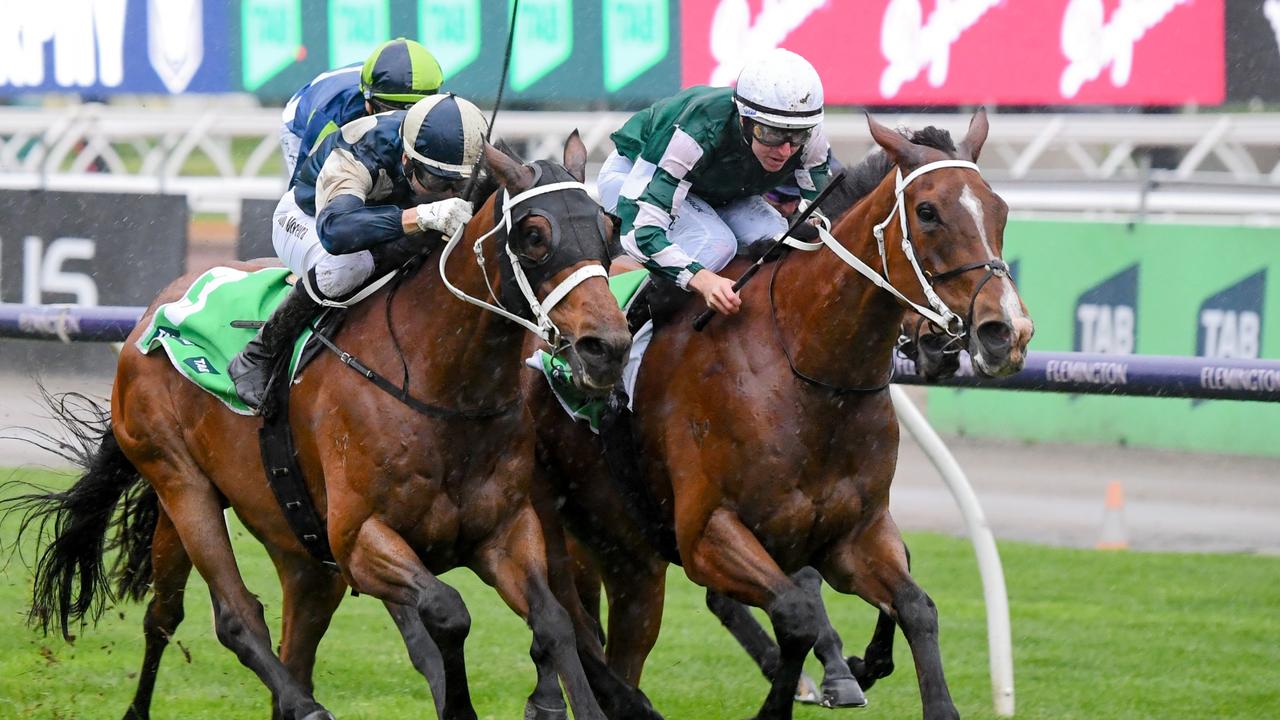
top-left (2, 468), bottom-right (1277, 719)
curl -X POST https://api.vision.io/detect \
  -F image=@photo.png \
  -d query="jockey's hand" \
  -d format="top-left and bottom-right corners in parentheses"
top-left (413, 198), bottom-right (473, 237)
top-left (689, 269), bottom-right (741, 315)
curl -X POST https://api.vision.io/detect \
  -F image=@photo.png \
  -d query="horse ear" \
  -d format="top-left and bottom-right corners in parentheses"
top-left (563, 130), bottom-right (588, 183)
top-left (483, 142), bottom-right (534, 192)
top-left (866, 112), bottom-right (922, 169)
top-left (495, 138), bottom-right (525, 164)
top-left (960, 107), bottom-right (989, 162)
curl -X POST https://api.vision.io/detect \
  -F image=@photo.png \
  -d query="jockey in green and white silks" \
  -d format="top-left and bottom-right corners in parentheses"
top-left (597, 48), bottom-right (831, 403)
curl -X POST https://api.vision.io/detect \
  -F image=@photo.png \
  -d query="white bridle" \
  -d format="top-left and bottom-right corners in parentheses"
top-left (439, 181), bottom-right (608, 346)
top-left (786, 159), bottom-right (982, 336)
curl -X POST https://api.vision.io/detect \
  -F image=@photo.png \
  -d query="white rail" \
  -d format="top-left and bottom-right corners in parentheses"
top-left (2, 106), bottom-right (1279, 220)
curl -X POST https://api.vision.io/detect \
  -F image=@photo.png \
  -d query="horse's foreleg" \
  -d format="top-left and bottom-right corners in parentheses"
top-left (684, 507), bottom-right (821, 720)
top-left (273, 554), bottom-right (347, 717)
top-left (820, 513), bottom-right (958, 720)
top-left (599, 554), bottom-right (667, 687)
top-left (791, 567), bottom-right (866, 708)
top-left (340, 516), bottom-right (477, 720)
top-left (145, 470), bottom-right (333, 720)
top-left (384, 601), bottom-right (448, 720)
top-left (473, 506), bottom-right (605, 720)
top-left (123, 510), bottom-right (192, 720)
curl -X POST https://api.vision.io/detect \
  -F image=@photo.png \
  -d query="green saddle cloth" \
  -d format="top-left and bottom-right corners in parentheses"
top-left (135, 266), bottom-right (315, 415)
top-left (528, 269), bottom-right (648, 432)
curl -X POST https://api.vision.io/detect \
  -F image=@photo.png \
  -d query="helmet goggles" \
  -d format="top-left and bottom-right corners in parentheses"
top-left (747, 119), bottom-right (812, 148)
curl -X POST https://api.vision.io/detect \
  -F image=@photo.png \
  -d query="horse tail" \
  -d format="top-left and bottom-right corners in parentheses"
top-left (1, 390), bottom-right (158, 641)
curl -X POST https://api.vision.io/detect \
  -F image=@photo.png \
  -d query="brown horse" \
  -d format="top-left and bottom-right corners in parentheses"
top-left (6, 136), bottom-right (648, 720)
top-left (530, 110), bottom-right (1033, 720)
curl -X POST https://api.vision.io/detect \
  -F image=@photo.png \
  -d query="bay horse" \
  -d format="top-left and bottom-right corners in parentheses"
top-left (529, 109), bottom-right (1033, 720)
top-left (5, 136), bottom-right (648, 720)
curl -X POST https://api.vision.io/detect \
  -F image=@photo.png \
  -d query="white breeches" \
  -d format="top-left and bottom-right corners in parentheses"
top-left (272, 190), bottom-right (374, 300)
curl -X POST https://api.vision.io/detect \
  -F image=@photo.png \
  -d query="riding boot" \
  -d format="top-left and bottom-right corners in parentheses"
top-left (228, 281), bottom-right (322, 411)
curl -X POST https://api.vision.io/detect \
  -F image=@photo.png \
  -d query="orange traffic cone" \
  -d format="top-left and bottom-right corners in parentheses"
top-left (1096, 480), bottom-right (1129, 550)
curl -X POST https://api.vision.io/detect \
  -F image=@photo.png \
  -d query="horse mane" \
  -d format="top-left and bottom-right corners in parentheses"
top-left (822, 125), bottom-right (958, 222)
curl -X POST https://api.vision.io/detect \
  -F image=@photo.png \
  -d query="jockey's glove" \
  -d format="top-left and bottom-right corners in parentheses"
top-left (415, 198), bottom-right (473, 237)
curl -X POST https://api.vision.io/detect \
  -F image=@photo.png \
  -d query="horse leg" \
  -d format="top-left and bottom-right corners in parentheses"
top-left (122, 510), bottom-right (192, 720)
top-left (567, 533), bottom-right (603, 634)
top-left (341, 516), bottom-right (477, 720)
top-left (384, 601), bottom-right (448, 720)
top-left (271, 554), bottom-right (347, 720)
top-left (473, 505), bottom-right (605, 720)
top-left (599, 554), bottom-right (667, 686)
top-left (685, 508), bottom-right (821, 720)
top-left (144, 473), bottom-right (333, 720)
top-left (846, 610), bottom-right (897, 692)
top-left (791, 567), bottom-right (866, 708)
top-left (820, 513), bottom-right (958, 720)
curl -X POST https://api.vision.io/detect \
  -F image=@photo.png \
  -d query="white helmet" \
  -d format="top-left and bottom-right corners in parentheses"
top-left (733, 49), bottom-right (824, 130)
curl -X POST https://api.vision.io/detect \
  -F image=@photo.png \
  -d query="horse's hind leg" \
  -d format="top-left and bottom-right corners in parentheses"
top-left (684, 507), bottom-right (822, 720)
top-left (820, 513), bottom-right (958, 720)
top-left (123, 510), bottom-right (192, 720)
top-left (846, 610), bottom-right (897, 692)
top-left (140, 468), bottom-right (333, 720)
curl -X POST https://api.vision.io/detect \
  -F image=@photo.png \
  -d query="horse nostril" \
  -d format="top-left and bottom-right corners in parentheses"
top-left (976, 320), bottom-right (1014, 354)
top-left (575, 336), bottom-right (625, 368)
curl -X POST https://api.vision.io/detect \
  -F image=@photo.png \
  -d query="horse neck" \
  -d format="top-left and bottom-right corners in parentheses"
top-left (770, 173), bottom-right (907, 388)
top-left (394, 195), bottom-right (526, 407)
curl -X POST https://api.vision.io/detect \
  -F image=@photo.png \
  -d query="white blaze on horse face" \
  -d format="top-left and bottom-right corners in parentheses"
top-left (959, 184), bottom-right (1026, 327)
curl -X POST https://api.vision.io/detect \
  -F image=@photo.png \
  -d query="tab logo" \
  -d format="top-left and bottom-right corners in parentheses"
top-left (1060, 0), bottom-right (1190, 98)
top-left (1197, 270), bottom-right (1265, 360)
top-left (1075, 264), bottom-right (1138, 354)
top-left (184, 356), bottom-right (219, 375)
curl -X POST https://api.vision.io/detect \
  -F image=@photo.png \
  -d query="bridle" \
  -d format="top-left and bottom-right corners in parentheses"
top-left (439, 179), bottom-right (608, 348)
top-left (775, 158), bottom-right (1009, 392)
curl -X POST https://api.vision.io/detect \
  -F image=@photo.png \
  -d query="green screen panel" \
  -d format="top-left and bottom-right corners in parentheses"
top-left (328, 0), bottom-right (391, 68)
top-left (419, 0), bottom-right (482, 78)
top-left (242, 0), bottom-right (304, 91)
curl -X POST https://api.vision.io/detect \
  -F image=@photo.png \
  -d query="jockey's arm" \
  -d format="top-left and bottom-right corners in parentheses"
top-left (313, 149), bottom-right (407, 255)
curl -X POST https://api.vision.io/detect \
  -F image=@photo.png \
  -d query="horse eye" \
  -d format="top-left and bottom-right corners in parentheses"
top-left (916, 204), bottom-right (938, 223)
top-left (526, 229), bottom-right (544, 246)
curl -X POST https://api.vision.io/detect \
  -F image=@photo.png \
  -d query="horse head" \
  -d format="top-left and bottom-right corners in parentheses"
top-left (866, 109), bottom-right (1034, 377)
top-left (478, 132), bottom-right (631, 393)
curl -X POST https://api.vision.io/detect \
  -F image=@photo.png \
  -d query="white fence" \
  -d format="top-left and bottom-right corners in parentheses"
top-left (2, 105), bottom-right (1279, 222)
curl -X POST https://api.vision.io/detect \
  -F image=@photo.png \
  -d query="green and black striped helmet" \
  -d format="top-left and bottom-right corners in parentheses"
top-left (360, 38), bottom-right (443, 107)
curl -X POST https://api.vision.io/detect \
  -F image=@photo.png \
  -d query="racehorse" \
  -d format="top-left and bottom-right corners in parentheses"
top-left (530, 109), bottom-right (1033, 720)
top-left (5, 136), bottom-right (649, 720)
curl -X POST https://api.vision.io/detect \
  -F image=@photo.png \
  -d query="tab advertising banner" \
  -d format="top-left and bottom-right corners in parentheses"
top-left (0, 0), bottom-right (233, 95)
top-left (682, 0), bottom-right (1226, 106)
top-left (926, 221), bottom-right (1280, 457)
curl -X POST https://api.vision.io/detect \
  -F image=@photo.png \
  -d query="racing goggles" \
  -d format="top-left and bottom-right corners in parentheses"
top-left (412, 163), bottom-right (469, 197)
top-left (748, 120), bottom-right (812, 148)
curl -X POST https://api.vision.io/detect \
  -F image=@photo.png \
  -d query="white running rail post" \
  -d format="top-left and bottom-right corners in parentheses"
top-left (890, 385), bottom-right (1015, 717)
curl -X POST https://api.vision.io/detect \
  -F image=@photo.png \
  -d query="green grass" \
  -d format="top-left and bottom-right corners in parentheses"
top-left (2, 467), bottom-right (1278, 719)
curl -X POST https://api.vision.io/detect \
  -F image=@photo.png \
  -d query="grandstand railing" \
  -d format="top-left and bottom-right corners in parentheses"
top-left (2, 106), bottom-right (1279, 220)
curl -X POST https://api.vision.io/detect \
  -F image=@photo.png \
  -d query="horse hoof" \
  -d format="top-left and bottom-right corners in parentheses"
top-left (794, 672), bottom-right (822, 704)
top-left (524, 700), bottom-right (568, 720)
top-left (821, 676), bottom-right (868, 709)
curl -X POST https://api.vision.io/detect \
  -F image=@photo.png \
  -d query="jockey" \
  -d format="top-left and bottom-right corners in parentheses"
top-left (279, 37), bottom-right (443, 185)
top-left (230, 93), bottom-right (488, 410)
top-left (596, 48), bottom-right (830, 400)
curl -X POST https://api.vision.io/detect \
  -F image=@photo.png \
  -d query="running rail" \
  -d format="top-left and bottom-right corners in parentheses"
top-left (7, 303), bottom-right (1280, 402)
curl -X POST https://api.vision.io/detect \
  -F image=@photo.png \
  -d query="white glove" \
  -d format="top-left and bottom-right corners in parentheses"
top-left (415, 198), bottom-right (473, 237)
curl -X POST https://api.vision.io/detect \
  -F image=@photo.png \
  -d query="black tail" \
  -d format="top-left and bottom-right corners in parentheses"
top-left (1, 389), bottom-right (158, 641)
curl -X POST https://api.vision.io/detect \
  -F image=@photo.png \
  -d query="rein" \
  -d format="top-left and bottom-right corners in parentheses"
top-left (772, 159), bottom-right (1008, 391)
